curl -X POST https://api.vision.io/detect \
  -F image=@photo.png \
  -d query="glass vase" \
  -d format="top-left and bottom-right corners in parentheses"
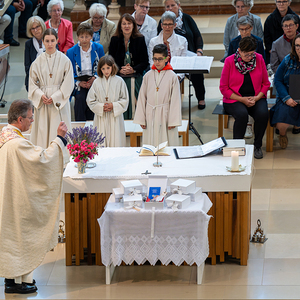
top-left (77, 161), bottom-right (87, 174)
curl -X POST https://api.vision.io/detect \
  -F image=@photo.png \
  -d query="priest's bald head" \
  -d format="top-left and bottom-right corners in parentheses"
top-left (8, 99), bottom-right (34, 132)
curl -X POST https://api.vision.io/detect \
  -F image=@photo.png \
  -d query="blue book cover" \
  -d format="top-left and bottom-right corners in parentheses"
top-left (148, 187), bottom-right (161, 199)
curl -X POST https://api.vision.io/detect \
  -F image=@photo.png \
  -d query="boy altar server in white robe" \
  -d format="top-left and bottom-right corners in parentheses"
top-left (29, 28), bottom-right (74, 148)
top-left (0, 99), bottom-right (69, 294)
top-left (87, 55), bottom-right (129, 147)
top-left (134, 44), bottom-right (182, 146)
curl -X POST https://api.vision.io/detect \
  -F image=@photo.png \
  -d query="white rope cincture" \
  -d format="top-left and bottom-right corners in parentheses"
top-left (151, 207), bottom-right (155, 238)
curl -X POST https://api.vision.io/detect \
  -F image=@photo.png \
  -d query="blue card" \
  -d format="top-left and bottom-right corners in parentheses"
top-left (148, 187), bottom-right (161, 199)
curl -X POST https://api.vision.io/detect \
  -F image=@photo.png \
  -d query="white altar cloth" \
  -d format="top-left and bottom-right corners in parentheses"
top-left (98, 193), bottom-right (212, 268)
top-left (63, 146), bottom-right (253, 193)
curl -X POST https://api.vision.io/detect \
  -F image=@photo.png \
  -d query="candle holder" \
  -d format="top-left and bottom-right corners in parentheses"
top-left (250, 219), bottom-right (267, 244)
top-left (58, 220), bottom-right (66, 243)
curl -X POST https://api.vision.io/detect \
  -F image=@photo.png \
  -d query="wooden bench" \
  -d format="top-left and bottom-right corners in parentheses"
top-left (80, 120), bottom-right (190, 147)
top-left (212, 99), bottom-right (276, 152)
top-left (124, 119), bottom-right (189, 147)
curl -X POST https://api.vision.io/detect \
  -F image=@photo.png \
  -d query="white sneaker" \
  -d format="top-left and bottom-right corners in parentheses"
top-left (244, 124), bottom-right (253, 139)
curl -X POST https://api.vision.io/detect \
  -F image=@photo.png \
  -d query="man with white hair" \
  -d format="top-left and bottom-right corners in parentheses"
top-left (0, 99), bottom-right (69, 294)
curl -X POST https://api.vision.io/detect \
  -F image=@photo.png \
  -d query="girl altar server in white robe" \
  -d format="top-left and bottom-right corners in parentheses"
top-left (87, 55), bottom-right (129, 147)
top-left (29, 28), bottom-right (74, 148)
top-left (134, 44), bottom-right (182, 146)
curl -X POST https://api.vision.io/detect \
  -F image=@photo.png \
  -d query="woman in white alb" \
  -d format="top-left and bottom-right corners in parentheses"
top-left (87, 55), bottom-right (129, 147)
top-left (29, 28), bottom-right (74, 148)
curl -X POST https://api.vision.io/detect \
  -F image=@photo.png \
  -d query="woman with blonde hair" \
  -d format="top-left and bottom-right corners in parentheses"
top-left (24, 16), bottom-right (47, 91)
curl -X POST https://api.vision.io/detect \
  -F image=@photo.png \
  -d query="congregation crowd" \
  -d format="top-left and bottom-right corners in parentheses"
top-left (0, 0), bottom-right (299, 159)
top-left (0, 0), bottom-right (298, 161)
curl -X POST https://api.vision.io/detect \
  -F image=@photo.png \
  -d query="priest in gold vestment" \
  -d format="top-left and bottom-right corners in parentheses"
top-left (0, 99), bottom-right (69, 294)
top-left (28, 28), bottom-right (74, 148)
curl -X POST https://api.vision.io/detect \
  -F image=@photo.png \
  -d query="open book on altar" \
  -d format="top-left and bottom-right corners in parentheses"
top-left (171, 56), bottom-right (214, 73)
top-left (139, 141), bottom-right (171, 156)
top-left (174, 137), bottom-right (227, 159)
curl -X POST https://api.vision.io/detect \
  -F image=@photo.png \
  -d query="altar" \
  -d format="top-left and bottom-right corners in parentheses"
top-left (63, 145), bottom-right (254, 266)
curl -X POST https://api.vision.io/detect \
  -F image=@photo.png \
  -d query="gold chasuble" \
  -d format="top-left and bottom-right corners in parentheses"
top-left (0, 125), bottom-right (69, 278)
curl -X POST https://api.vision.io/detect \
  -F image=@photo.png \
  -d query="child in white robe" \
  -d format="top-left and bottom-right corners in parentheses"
top-left (87, 55), bottom-right (129, 147)
top-left (134, 44), bottom-right (182, 146)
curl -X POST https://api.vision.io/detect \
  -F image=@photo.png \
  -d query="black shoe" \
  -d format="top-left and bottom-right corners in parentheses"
top-left (292, 127), bottom-right (300, 134)
top-left (254, 147), bottom-right (263, 159)
top-left (4, 278), bottom-right (15, 286)
top-left (18, 33), bottom-right (29, 39)
top-left (5, 281), bottom-right (37, 294)
top-left (4, 38), bottom-right (20, 46)
top-left (198, 100), bottom-right (206, 110)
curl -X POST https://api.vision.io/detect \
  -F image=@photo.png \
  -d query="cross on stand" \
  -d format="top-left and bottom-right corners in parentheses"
top-left (141, 170), bottom-right (151, 175)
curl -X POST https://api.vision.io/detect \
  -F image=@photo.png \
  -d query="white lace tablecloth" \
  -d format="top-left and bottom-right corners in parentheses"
top-left (98, 194), bottom-right (212, 267)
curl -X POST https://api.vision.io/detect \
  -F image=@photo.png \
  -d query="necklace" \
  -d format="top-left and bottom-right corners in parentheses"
top-left (104, 76), bottom-right (111, 102)
top-left (46, 52), bottom-right (57, 78)
top-left (154, 70), bottom-right (167, 92)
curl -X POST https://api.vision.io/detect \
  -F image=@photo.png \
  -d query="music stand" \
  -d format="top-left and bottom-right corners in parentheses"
top-left (172, 56), bottom-right (213, 145)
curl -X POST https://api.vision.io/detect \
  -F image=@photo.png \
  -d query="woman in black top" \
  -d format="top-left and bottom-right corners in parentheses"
top-left (24, 16), bottom-right (46, 91)
top-left (109, 13), bottom-right (149, 119)
top-left (158, 0), bottom-right (205, 109)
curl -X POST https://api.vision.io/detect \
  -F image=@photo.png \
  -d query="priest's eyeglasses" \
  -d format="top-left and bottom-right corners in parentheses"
top-left (153, 57), bottom-right (166, 62)
top-left (24, 115), bottom-right (34, 120)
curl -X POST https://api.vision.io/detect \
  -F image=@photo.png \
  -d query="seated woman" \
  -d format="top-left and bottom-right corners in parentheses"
top-left (149, 11), bottom-right (187, 81)
top-left (158, 0), bottom-right (206, 109)
top-left (271, 34), bottom-right (300, 149)
top-left (24, 16), bottom-right (46, 91)
top-left (219, 36), bottom-right (270, 159)
top-left (81, 3), bottom-right (116, 54)
top-left (109, 13), bottom-right (149, 120)
top-left (227, 15), bottom-right (265, 60)
top-left (66, 23), bottom-right (105, 121)
top-left (45, 0), bottom-right (74, 53)
top-left (132, 0), bottom-right (157, 47)
top-left (222, 0), bottom-right (263, 61)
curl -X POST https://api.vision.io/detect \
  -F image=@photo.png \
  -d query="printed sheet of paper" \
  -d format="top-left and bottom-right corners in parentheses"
top-left (171, 56), bottom-right (214, 72)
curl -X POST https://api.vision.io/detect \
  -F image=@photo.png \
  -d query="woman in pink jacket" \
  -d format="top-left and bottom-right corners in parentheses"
top-left (45, 0), bottom-right (74, 53)
top-left (220, 36), bottom-right (270, 159)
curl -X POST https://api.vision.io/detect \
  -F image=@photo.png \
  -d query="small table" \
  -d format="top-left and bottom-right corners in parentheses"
top-left (98, 194), bottom-right (212, 284)
top-left (124, 119), bottom-right (189, 147)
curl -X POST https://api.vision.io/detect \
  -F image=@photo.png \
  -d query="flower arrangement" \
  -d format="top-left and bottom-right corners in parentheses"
top-left (66, 126), bottom-right (105, 163)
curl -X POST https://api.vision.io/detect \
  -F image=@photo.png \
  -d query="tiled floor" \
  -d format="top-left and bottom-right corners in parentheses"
top-left (1, 11), bottom-right (300, 300)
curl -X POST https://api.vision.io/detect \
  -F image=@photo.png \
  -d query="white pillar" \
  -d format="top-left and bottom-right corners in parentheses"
top-left (107, 0), bottom-right (121, 23)
top-left (73, 0), bottom-right (86, 11)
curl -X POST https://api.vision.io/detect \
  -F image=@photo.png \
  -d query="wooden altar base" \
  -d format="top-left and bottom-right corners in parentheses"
top-left (65, 191), bottom-right (251, 266)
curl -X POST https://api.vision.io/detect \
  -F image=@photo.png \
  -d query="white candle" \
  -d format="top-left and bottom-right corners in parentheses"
top-left (231, 151), bottom-right (239, 171)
